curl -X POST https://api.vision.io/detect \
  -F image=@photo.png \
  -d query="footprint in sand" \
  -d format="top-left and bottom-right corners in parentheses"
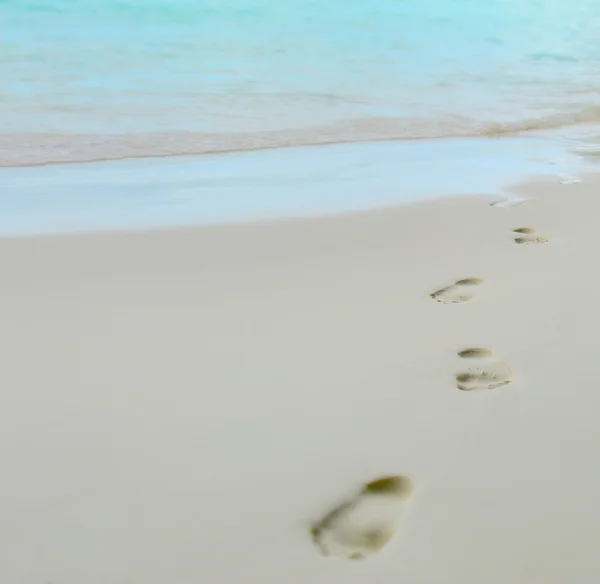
top-left (311, 476), bottom-right (414, 560)
top-left (558, 175), bottom-right (581, 185)
top-left (430, 278), bottom-right (483, 304)
top-left (489, 198), bottom-right (525, 208)
top-left (513, 227), bottom-right (548, 245)
top-left (455, 348), bottom-right (513, 391)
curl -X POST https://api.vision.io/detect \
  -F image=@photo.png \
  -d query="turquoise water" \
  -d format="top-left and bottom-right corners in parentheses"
top-left (2, 0), bottom-right (600, 165)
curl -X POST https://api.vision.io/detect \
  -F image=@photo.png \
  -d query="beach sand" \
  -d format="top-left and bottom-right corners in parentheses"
top-left (0, 173), bottom-right (599, 583)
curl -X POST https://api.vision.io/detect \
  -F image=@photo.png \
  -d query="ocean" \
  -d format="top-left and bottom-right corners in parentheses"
top-left (2, 0), bottom-right (600, 166)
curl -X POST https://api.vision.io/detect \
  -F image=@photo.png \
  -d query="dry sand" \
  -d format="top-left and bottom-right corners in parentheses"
top-left (0, 173), bottom-right (599, 583)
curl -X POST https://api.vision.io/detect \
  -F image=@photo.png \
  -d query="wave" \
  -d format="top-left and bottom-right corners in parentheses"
top-left (3, 108), bottom-right (600, 167)
top-left (481, 107), bottom-right (600, 136)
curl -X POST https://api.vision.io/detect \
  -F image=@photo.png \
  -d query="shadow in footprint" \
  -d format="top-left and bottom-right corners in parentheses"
top-left (490, 198), bottom-right (525, 208)
top-left (514, 227), bottom-right (548, 245)
top-left (430, 278), bottom-right (483, 304)
top-left (311, 476), bottom-right (414, 560)
top-left (455, 348), bottom-right (513, 391)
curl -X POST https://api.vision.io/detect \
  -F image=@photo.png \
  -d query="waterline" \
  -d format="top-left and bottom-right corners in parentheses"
top-left (0, 135), bottom-right (593, 237)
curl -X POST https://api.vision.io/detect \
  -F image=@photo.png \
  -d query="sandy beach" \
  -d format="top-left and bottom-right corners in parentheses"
top-left (1, 172), bottom-right (599, 583)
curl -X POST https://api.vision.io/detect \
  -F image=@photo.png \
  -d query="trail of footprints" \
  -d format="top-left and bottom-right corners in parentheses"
top-left (312, 224), bottom-right (546, 560)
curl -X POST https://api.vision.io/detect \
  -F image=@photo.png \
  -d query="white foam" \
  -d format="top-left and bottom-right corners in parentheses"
top-left (0, 134), bottom-right (594, 236)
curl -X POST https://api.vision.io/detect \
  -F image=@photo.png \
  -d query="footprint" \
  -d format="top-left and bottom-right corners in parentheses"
top-left (455, 348), bottom-right (513, 391)
top-left (430, 278), bottom-right (483, 304)
top-left (489, 198), bottom-right (525, 208)
top-left (513, 227), bottom-right (548, 245)
top-left (311, 476), bottom-right (414, 560)
top-left (558, 174), bottom-right (581, 185)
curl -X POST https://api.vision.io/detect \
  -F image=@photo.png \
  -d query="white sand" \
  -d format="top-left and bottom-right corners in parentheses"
top-left (1, 174), bottom-right (599, 583)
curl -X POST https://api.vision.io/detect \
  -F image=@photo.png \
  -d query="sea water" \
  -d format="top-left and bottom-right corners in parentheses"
top-left (2, 0), bottom-right (600, 166)
top-left (1, 0), bottom-right (600, 234)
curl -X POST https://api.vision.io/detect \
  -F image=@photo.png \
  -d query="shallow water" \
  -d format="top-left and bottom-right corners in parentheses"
top-left (3, 0), bottom-right (600, 165)
top-left (0, 135), bottom-right (593, 236)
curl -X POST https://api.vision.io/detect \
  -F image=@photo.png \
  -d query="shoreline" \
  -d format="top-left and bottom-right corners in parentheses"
top-left (0, 115), bottom-right (600, 169)
top-left (2, 120), bottom-right (600, 169)
top-left (0, 134), bottom-right (592, 238)
top-left (2, 173), bottom-right (600, 582)
top-left (0, 193), bottom-right (487, 244)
